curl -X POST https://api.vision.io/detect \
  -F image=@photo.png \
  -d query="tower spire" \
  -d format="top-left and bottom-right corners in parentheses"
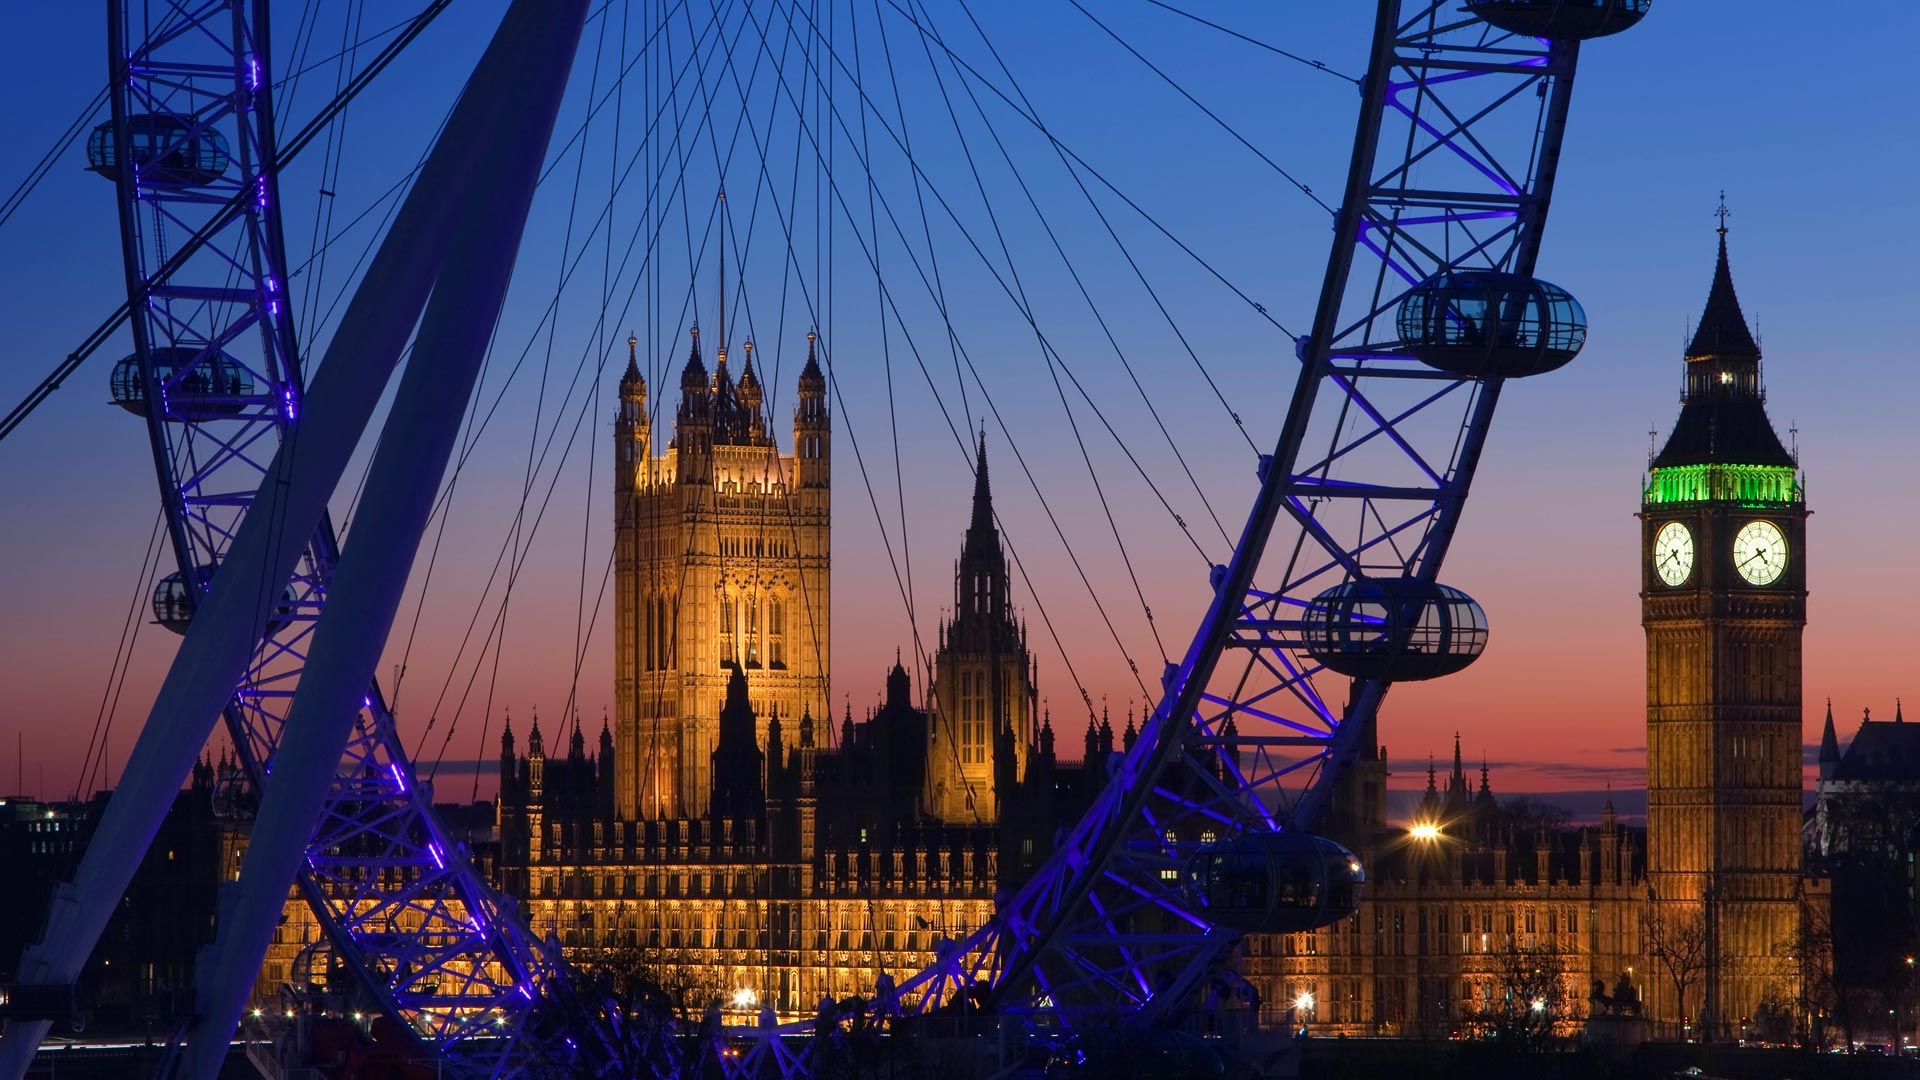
top-left (717, 188), bottom-right (728, 358)
top-left (1686, 200), bottom-right (1760, 362)
top-left (969, 426), bottom-right (994, 539)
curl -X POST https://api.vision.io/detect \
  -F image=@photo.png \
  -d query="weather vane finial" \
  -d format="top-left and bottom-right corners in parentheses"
top-left (1715, 190), bottom-right (1730, 236)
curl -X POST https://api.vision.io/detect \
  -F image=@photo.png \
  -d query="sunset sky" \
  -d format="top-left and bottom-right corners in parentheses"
top-left (1, 2), bottom-right (1914, 813)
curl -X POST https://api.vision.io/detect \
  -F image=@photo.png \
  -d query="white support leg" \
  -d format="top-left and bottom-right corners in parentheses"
top-left (0, 4), bottom-right (544, 1077)
top-left (180, 4), bottom-right (589, 1076)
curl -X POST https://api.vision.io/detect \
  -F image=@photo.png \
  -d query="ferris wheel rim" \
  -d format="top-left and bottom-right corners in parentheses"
top-left (99, 2), bottom-right (563, 1074)
top-left (87, 0), bottom-right (1634, 1073)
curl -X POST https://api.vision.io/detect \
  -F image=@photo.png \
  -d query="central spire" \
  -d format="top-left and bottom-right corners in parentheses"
top-left (969, 426), bottom-right (994, 540)
top-left (714, 189), bottom-right (725, 361)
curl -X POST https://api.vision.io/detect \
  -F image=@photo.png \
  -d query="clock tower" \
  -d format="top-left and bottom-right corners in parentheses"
top-left (1641, 218), bottom-right (1806, 1037)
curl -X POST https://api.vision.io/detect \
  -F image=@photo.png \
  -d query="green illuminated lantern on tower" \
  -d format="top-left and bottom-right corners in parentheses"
top-left (1639, 211), bottom-right (1808, 1039)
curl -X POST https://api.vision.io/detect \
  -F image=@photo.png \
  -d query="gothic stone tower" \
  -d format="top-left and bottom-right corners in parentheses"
top-left (612, 307), bottom-right (830, 820)
top-left (927, 434), bottom-right (1036, 823)
top-left (1641, 222), bottom-right (1805, 1035)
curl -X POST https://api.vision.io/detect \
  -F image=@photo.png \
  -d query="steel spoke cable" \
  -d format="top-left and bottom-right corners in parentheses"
top-left (757, 0), bottom-right (1164, 695)
top-left (1066, 0), bottom-right (1332, 216)
top-left (738, 0), bottom-right (1145, 718)
top-left (571, 0), bottom-right (631, 726)
top-left (396, 0), bottom-right (737, 732)
top-left (1144, 1), bottom-right (1359, 85)
top-left (0, 85), bottom-right (107, 232)
top-left (708, 0), bottom-right (991, 807)
top-left (0, 0), bottom-right (449, 445)
top-left (787, 0), bottom-right (1253, 516)
top-left (684, 0), bottom-right (851, 742)
top-left (848, 0), bottom-right (922, 660)
top-left (878, 0), bottom-right (1173, 662)
top-left (926, 0), bottom-right (1242, 537)
top-left (421, 0), bottom-right (778, 771)
top-left (873, 0), bottom-right (1295, 344)
top-left (297, 0), bottom-right (369, 351)
top-left (871, 0), bottom-right (971, 445)
top-left (515, 0), bottom-right (614, 755)
top-left (72, 509), bottom-right (168, 802)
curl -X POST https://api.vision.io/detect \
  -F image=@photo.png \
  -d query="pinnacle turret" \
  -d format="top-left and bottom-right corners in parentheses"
top-left (1819, 699), bottom-right (1840, 780)
top-left (681, 324), bottom-right (707, 389)
top-left (620, 332), bottom-right (644, 395)
top-left (799, 329), bottom-right (824, 391)
top-left (968, 428), bottom-right (995, 541)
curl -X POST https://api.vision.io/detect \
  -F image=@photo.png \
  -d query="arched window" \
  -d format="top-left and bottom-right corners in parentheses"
top-left (720, 595), bottom-right (736, 667)
top-left (745, 597), bottom-right (761, 668)
top-left (960, 670), bottom-right (987, 765)
top-left (768, 596), bottom-right (786, 669)
top-left (660, 597), bottom-right (675, 669)
top-left (645, 594), bottom-right (657, 671)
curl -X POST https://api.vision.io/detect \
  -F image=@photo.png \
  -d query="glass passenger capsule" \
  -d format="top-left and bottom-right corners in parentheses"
top-left (1185, 832), bottom-right (1364, 935)
top-left (88, 113), bottom-right (233, 187)
top-left (1397, 271), bottom-right (1587, 379)
top-left (111, 347), bottom-right (258, 421)
top-left (1466, 0), bottom-right (1650, 40)
top-left (1301, 577), bottom-right (1488, 682)
top-left (153, 566), bottom-right (297, 636)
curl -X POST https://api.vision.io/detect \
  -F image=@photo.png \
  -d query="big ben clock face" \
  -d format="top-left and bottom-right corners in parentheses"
top-left (1653, 521), bottom-right (1694, 586)
top-left (1733, 520), bottom-right (1788, 585)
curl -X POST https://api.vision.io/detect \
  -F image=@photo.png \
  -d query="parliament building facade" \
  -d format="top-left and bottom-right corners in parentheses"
top-left (479, 224), bottom-right (1825, 1033)
top-left (487, 307), bottom-right (1083, 1019)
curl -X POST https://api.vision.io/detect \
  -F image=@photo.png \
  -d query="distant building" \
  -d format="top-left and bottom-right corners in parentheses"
top-left (255, 224), bottom-right (1839, 1041)
top-left (1246, 221), bottom-right (1827, 1040)
top-left (1814, 701), bottom-right (1920, 862)
top-left (1241, 740), bottom-right (1648, 1035)
top-left (489, 292), bottom-right (1088, 1017)
top-left (1, 756), bottom-right (247, 1032)
top-left (1811, 701), bottom-right (1920, 1020)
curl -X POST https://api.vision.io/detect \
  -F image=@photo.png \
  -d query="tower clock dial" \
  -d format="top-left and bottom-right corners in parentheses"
top-left (1733, 520), bottom-right (1788, 585)
top-left (1653, 521), bottom-right (1694, 586)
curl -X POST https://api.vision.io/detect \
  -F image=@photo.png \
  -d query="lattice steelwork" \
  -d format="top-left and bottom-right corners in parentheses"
top-left (99, 3), bottom-right (563, 1074)
top-left (871, 0), bottom-right (1606, 1031)
top-left (46, 2), bottom-right (1640, 1077)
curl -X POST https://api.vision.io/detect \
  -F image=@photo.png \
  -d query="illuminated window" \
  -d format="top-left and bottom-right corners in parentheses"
top-left (768, 597), bottom-right (786, 669)
top-left (746, 598), bottom-right (761, 668)
top-left (720, 596), bottom-right (736, 666)
top-left (961, 671), bottom-right (987, 764)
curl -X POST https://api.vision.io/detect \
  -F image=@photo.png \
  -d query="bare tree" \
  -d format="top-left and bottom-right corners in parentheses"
top-left (588, 940), bottom-right (727, 1024)
top-left (1643, 900), bottom-right (1708, 1033)
top-left (1460, 939), bottom-right (1572, 1051)
top-left (1778, 894), bottom-right (1839, 1049)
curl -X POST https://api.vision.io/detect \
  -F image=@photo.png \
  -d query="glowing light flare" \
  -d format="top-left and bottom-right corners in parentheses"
top-left (730, 987), bottom-right (759, 1009)
top-left (1293, 991), bottom-right (1314, 1012)
top-left (1409, 821), bottom-right (1442, 842)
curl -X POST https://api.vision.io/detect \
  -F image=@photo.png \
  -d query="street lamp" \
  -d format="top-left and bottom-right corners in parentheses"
top-left (1907, 957), bottom-right (1916, 1051)
top-left (1409, 822), bottom-right (1442, 842)
top-left (1294, 991), bottom-right (1314, 1037)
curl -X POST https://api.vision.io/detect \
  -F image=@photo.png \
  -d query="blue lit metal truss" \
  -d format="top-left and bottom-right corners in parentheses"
top-left (16, 2), bottom-right (1634, 1077)
top-left (876, 0), bottom-right (1598, 1031)
top-left (94, 2), bottom-right (564, 1075)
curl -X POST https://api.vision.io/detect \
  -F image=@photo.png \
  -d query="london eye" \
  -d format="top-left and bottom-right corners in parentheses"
top-left (0, 1), bottom-right (1648, 1076)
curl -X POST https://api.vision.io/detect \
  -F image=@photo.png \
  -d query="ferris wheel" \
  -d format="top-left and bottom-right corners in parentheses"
top-left (0, 1), bottom-right (1648, 1077)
